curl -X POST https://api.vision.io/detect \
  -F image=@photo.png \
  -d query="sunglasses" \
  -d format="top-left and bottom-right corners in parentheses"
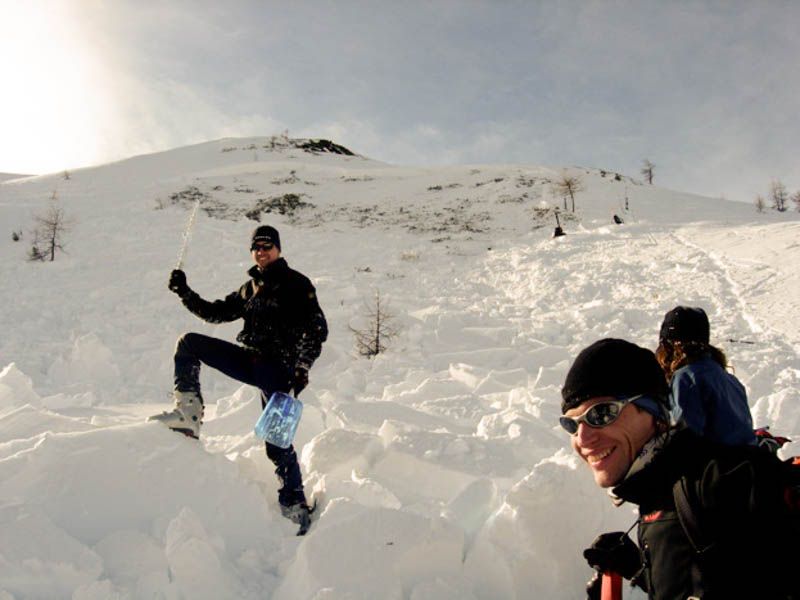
top-left (559, 394), bottom-right (644, 435)
top-left (251, 242), bottom-right (275, 252)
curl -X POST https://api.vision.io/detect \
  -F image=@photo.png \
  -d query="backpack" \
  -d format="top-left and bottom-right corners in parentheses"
top-left (755, 426), bottom-right (792, 454)
top-left (672, 440), bottom-right (800, 597)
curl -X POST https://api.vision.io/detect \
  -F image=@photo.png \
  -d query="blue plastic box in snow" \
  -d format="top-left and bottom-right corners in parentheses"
top-left (254, 391), bottom-right (303, 448)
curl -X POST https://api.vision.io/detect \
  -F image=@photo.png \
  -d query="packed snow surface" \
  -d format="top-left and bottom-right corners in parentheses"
top-left (1, 136), bottom-right (798, 599)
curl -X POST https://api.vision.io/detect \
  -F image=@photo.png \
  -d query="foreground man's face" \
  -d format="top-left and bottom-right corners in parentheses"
top-left (566, 397), bottom-right (656, 488)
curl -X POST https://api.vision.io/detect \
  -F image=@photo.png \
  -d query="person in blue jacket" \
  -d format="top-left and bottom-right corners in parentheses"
top-left (655, 306), bottom-right (756, 445)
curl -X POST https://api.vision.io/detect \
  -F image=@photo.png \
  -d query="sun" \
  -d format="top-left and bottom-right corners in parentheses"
top-left (0, 2), bottom-right (111, 174)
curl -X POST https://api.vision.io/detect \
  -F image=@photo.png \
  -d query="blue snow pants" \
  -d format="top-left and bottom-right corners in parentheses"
top-left (174, 332), bottom-right (306, 507)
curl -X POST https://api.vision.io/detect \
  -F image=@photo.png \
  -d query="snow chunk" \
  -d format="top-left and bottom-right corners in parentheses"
top-left (318, 470), bottom-right (403, 510)
top-left (47, 333), bottom-right (120, 403)
top-left (273, 502), bottom-right (464, 599)
top-left (0, 508), bottom-right (103, 599)
top-left (466, 450), bottom-right (634, 599)
top-left (442, 477), bottom-right (498, 542)
top-left (302, 428), bottom-right (384, 476)
top-left (93, 529), bottom-right (168, 592)
top-left (165, 507), bottom-right (243, 599)
top-left (0, 363), bottom-right (41, 411)
top-left (0, 404), bottom-right (95, 441)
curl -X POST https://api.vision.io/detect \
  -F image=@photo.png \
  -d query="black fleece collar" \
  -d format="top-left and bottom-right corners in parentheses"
top-left (248, 257), bottom-right (289, 285)
top-left (611, 427), bottom-right (703, 506)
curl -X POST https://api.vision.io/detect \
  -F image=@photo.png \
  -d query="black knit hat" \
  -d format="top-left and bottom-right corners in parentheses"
top-left (659, 306), bottom-right (709, 344)
top-left (561, 338), bottom-right (669, 413)
top-left (251, 225), bottom-right (281, 251)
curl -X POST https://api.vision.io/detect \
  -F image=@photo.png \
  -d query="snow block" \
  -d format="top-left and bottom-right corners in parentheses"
top-left (467, 450), bottom-right (633, 599)
top-left (46, 333), bottom-right (120, 402)
top-left (0, 508), bottom-right (103, 599)
top-left (301, 428), bottom-right (384, 477)
top-left (0, 363), bottom-right (41, 411)
top-left (272, 502), bottom-right (464, 600)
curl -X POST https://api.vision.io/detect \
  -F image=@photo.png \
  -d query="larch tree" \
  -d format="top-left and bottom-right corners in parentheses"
top-left (29, 203), bottom-right (71, 262)
top-left (350, 290), bottom-right (398, 358)
top-left (552, 173), bottom-right (584, 213)
top-left (769, 180), bottom-right (788, 212)
top-left (641, 159), bottom-right (655, 185)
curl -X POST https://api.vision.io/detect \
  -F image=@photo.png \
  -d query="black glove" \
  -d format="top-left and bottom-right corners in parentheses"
top-left (583, 531), bottom-right (642, 580)
top-left (168, 269), bottom-right (189, 298)
top-left (585, 572), bottom-right (602, 600)
top-left (292, 366), bottom-right (309, 396)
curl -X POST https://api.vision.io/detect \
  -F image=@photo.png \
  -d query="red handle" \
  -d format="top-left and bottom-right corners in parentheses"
top-left (601, 572), bottom-right (622, 600)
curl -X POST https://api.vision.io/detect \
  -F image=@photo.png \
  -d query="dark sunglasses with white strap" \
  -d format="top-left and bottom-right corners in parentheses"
top-left (251, 242), bottom-right (275, 252)
top-left (559, 394), bottom-right (645, 435)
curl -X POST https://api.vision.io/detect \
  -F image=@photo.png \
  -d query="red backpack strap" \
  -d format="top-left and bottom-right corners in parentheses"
top-left (784, 457), bottom-right (800, 511)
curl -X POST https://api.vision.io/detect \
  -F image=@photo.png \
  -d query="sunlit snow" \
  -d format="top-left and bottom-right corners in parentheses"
top-left (1, 137), bottom-right (798, 599)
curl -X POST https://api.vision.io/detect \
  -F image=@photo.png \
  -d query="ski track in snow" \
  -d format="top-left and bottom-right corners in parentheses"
top-left (1, 138), bottom-right (798, 599)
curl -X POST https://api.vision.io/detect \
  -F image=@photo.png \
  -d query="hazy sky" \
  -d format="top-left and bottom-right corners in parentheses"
top-left (1, 1), bottom-right (797, 203)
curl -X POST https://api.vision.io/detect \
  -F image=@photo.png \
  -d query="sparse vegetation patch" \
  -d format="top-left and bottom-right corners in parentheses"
top-left (245, 193), bottom-right (315, 221)
top-left (474, 177), bottom-right (505, 188)
top-left (220, 136), bottom-right (358, 157)
top-left (427, 183), bottom-right (462, 191)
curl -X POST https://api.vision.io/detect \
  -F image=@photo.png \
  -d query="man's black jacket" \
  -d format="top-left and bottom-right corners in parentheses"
top-left (180, 258), bottom-right (328, 372)
top-left (611, 428), bottom-right (796, 600)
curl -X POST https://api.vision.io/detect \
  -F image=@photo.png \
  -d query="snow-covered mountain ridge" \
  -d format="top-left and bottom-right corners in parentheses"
top-left (1, 136), bottom-right (798, 599)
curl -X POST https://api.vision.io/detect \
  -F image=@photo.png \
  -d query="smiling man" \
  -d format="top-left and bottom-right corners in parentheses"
top-left (150, 225), bottom-right (328, 533)
top-left (561, 339), bottom-right (670, 490)
top-left (561, 338), bottom-right (795, 600)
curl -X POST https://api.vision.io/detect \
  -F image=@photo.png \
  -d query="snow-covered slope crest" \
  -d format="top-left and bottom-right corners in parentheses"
top-left (0, 137), bottom-right (799, 599)
top-left (0, 172), bottom-right (32, 183)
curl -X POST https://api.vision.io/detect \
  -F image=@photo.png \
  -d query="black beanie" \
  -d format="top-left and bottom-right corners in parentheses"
top-left (251, 225), bottom-right (281, 251)
top-left (659, 306), bottom-right (709, 344)
top-left (561, 338), bottom-right (669, 413)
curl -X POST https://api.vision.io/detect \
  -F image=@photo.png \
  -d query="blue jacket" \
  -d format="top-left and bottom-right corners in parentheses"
top-left (669, 356), bottom-right (756, 445)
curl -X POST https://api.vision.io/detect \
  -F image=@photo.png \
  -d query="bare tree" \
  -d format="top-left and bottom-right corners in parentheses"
top-left (350, 290), bottom-right (398, 358)
top-left (755, 194), bottom-right (766, 213)
top-left (792, 190), bottom-right (800, 213)
top-left (29, 203), bottom-right (71, 261)
top-left (770, 180), bottom-right (788, 212)
top-left (552, 173), bottom-right (584, 212)
top-left (641, 159), bottom-right (655, 185)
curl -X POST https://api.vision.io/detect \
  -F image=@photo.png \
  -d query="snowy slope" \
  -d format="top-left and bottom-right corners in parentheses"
top-left (0, 173), bottom-right (33, 183)
top-left (0, 136), bottom-right (798, 599)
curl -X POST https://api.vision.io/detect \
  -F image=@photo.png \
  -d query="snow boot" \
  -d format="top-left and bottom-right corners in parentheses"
top-left (280, 500), bottom-right (315, 536)
top-left (149, 390), bottom-right (204, 438)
